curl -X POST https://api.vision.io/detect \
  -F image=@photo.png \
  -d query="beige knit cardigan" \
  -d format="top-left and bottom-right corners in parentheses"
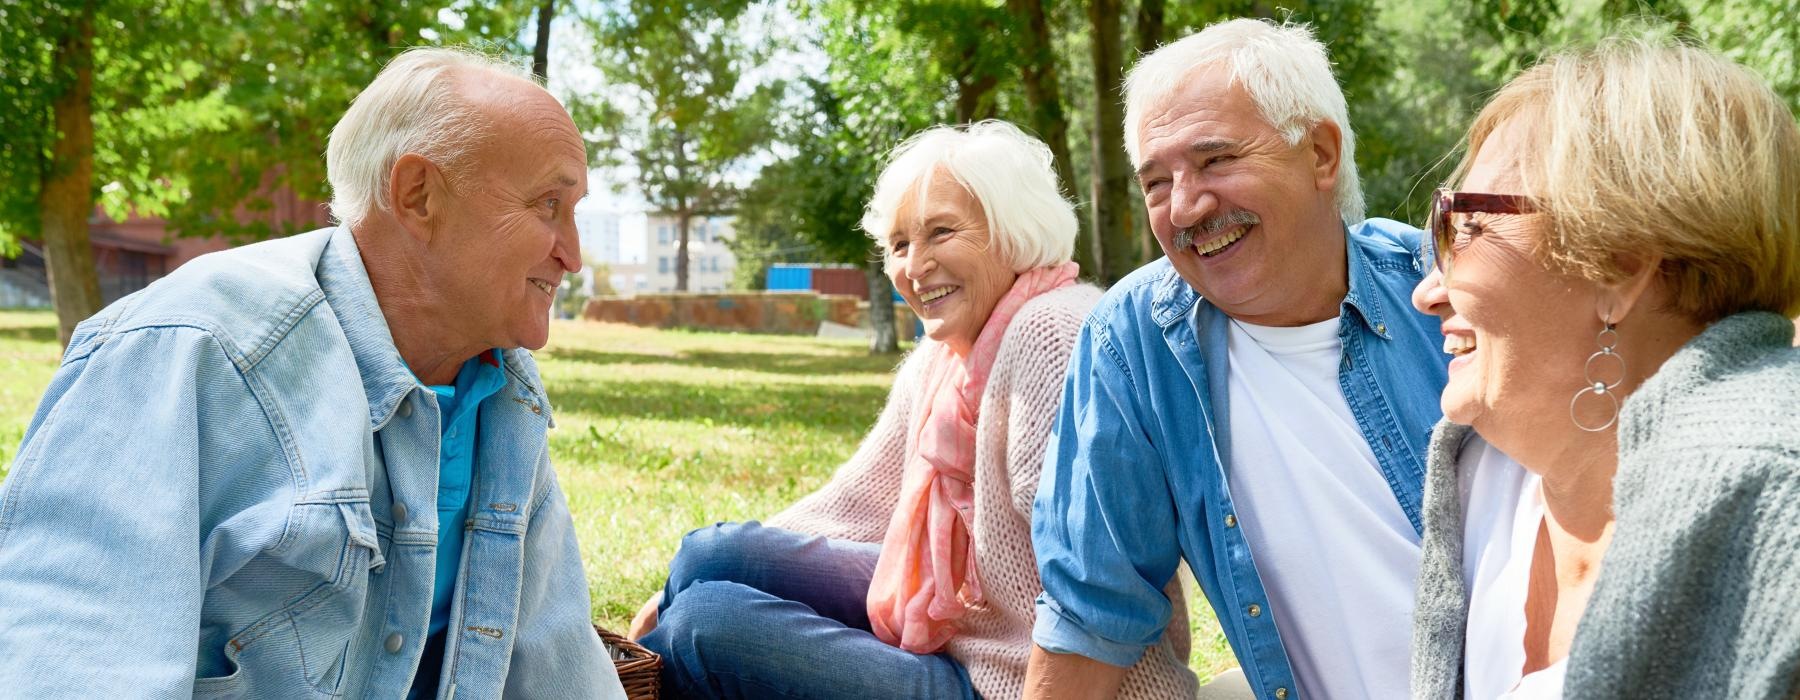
top-left (767, 283), bottom-right (1198, 700)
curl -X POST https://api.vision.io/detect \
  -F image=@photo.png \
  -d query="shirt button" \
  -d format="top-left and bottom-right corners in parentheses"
top-left (385, 633), bottom-right (404, 653)
top-left (1224, 514), bottom-right (1237, 528)
top-left (1276, 688), bottom-right (1289, 699)
top-left (1376, 323), bottom-right (1387, 335)
top-left (1248, 604), bottom-right (1262, 618)
top-left (392, 502), bottom-right (409, 523)
top-left (397, 401), bottom-right (413, 419)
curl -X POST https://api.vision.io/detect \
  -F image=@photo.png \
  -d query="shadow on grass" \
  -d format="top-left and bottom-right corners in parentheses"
top-left (0, 322), bottom-right (57, 344)
top-left (547, 377), bottom-right (891, 435)
top-left (542, 346), bottom-right (901, 377)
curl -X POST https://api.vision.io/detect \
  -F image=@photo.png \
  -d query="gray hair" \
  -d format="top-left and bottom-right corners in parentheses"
top-left (861, 120), bottom-right (1078, 272)
top-left (1124, 18), bottom-right (1365, 222)
top-left (326, 47), bottom-right (530, 230)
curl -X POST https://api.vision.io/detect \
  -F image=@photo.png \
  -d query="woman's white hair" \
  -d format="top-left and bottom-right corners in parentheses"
top-left (861, 120), bottom-right (1078, 272)
top-left (1123, 18), bottom-right (1364, 223)
top-left (326, 47), bottom-right (529, 230)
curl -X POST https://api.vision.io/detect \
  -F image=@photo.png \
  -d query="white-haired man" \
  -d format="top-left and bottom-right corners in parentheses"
top-left (0, 49), bottom-right (625, 698)
top-left (1026, 19), bottom-right (1448, 699)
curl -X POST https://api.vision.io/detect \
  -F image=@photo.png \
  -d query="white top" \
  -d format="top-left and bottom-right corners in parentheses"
top-left (1458, 436), bottom-right (1567, 699)
top-left (1223, 317), bottom-right (1423, 700)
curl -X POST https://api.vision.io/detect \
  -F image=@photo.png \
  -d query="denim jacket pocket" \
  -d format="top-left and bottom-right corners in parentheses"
top-left (290, 500), bottom-right (385, 695)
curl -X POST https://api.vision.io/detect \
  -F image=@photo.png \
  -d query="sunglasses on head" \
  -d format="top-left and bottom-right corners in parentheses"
top-left (1423, 187), bottom-right (1538, 277)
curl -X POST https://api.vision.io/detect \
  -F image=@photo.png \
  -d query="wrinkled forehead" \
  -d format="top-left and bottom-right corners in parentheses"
top-left (890, 167), bottom-right (978, 234)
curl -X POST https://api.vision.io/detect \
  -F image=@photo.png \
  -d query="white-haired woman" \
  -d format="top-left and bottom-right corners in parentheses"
top-left (1409, 40), bottom-right (1800, 698)
top-left (627, 121), bottom-right (1196, 698)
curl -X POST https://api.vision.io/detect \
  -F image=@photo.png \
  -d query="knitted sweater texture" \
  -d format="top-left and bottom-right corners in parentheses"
top-left (1411, 311), bottom-right (1800, 699)
top-left (767, 283), bottom-right (1199, 700)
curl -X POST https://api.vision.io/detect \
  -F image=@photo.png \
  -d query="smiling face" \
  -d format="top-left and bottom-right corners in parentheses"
top-left (886, 168), bottom-right (1019, 356)
top-left (1133, 64), bottom-right (1347, 326)
top-left (431, 71), bottom-right (587, 351)
top-left (1410, 117), bottom-right (1613, 438)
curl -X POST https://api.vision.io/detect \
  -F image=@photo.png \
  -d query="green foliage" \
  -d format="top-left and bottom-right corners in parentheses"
top-left (0, 0), bottom-right (540, 250)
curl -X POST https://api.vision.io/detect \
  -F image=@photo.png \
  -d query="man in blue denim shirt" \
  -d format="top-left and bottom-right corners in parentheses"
top-left (0, 49), bottom-right (626, 698)
top-left (1026, 20), bottom-right (1447, 700)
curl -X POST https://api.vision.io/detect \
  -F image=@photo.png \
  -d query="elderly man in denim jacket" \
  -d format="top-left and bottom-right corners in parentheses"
top-left (1025, 20), bottom-right (1449, 700)
top-left (0, 49), bottom-right (625, 699)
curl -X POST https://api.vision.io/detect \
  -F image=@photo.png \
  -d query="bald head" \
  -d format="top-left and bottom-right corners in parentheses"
top-left (326, 48), bottom-right (556, 232)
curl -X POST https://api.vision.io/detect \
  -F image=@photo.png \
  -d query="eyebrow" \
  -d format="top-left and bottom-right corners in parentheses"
top-left (1192, 138), bottom-right (1238, 154)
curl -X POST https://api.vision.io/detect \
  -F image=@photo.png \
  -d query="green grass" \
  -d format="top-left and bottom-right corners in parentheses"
top-left (0, 308), bottom-right (1234, 680)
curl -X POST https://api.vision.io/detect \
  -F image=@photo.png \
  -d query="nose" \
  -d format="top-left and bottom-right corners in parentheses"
top-left (1167, 173), bottom-right (1217, 231)
top-left (1412, 264), bottom-right (1450, 317)
top-left (553, 217), bottom-right (582, 274)
top-left (903, 241), bottom-right (935, 283)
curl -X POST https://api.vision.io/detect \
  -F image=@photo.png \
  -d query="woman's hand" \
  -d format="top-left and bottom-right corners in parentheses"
top-left (627, 591), bottom-right (663, 640)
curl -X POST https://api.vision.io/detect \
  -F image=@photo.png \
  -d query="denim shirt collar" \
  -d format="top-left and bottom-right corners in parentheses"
top-left (315, 227), bottom-right (554, 432)
top-left (1148, 222), bottom-right (1392, 338)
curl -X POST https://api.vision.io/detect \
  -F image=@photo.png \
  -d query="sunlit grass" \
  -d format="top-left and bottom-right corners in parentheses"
top-left (0, 310), bottom-right (1235, 680)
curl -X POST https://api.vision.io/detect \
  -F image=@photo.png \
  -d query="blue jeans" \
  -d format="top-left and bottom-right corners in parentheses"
top-left (640, 522), bottom-right (978, 699)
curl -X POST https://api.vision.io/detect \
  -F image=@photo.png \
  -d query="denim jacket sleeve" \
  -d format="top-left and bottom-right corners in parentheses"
top-left (1030, 319), bottom-right (1184, 668)
top-left (0, 324), bottom-right (282, 695)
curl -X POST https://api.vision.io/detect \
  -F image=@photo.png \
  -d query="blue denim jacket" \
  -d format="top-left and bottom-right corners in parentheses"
top-left (0, 227), bottom-right (624, 699)
top-left (1032, 219), bottom-right (1446, 698)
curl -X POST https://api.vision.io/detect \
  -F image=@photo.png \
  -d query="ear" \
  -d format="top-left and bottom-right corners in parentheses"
top-left (1306, 120), bottom-right (1343, 195)
top-left (388, 153), bottom-right (446, 244)
top-left (1598, 252), bottom-right (1665, 324)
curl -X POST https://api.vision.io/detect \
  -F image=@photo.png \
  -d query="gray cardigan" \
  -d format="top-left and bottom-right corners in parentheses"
top-left (1411, 311), bottom-right (1800, 699)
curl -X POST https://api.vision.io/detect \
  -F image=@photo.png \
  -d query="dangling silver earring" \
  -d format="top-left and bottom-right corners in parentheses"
top-left (1570, 318), bottom-right (1626, 432)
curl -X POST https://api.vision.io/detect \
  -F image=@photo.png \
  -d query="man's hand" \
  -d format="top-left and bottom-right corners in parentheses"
top-left (1023, 644), bottom-right (1130, 699)
top-left (626, 592), bottom-right (662, 640)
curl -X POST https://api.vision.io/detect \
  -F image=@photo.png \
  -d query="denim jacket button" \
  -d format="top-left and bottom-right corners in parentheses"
top-left (1275, 687), bottom-right (1289, 699)
top-left (392, 502), bottom-right (409, 523)
top-left (1247, 603), bottom-right (1262, 618)
top-left (397, 400), bottom-right (413, 419)
top-left (1224, 514), bottom-right (1237, 528)
top-left (385, 633), bottom-right (404, 653)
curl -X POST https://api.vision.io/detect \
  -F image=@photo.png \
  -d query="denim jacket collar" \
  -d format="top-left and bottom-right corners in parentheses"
top-left (1148, 223), bottom-right (1392, 339)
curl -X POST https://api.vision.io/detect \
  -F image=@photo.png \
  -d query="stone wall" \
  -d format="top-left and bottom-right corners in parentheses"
top-left (583, 292), bottom-right (918, 338)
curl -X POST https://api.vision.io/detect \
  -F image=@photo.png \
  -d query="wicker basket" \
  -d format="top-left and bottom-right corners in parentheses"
top-left (596, 624), bottom-right (662, 700)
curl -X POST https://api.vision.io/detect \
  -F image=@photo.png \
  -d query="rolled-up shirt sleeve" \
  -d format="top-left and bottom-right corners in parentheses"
top-left (1031, 320), bottom-right (1183, 668)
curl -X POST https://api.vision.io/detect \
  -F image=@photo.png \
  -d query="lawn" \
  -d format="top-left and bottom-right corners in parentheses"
top-left (0, 308), bottom-right (1233, 681)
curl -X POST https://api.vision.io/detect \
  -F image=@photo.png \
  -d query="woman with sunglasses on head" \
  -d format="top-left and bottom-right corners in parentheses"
top-left (1407, 38), bottom-right (1800, 699)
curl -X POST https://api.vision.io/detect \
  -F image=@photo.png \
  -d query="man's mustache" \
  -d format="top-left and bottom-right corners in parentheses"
top-left (1172, 210), bottom-right (1261, 251)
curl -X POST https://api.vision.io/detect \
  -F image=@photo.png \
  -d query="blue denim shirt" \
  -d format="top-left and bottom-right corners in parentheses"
top-left (1031, 219), bottom-right (1447, 698)
top-left (0, 227), bottom-right (625, 699)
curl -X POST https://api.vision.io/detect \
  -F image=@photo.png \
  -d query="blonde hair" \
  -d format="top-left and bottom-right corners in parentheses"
top-left (1123, 18), bottom-right (1364, 223)
top-left (326, 47), bottom-right (530, 230)
top-left (861, 120), bottom-right (1078, 272)
top-left (1461, 38), bottom-right (1800, 322)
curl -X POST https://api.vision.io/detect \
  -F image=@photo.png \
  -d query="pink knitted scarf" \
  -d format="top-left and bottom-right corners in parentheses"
top-left (866, 262), bottom-right (1080, 653)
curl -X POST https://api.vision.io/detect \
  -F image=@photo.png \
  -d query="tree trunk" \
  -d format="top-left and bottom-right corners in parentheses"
top-left (531, 0), bottom-right (554, 84)
top-left (41, 6), bottom-right (103, 347)
top-left (1135, 0), bottom-right (1164, 55)
top-left (954, 72), bottom-right (999, 123)
top-left (866, 260), bottom-right (899, 354)
top-left (1088, 0), bottom-right (1138, 283)
top-left (1010, 0), bottom-right (1094, 276)
top-left (675, 210), bottom-right (691, 292)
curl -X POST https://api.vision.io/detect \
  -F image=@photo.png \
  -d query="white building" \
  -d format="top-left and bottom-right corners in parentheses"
top-left (645, 213), bottom-right (736, 293)
top-left (576, 208), bottom-right (625, 266)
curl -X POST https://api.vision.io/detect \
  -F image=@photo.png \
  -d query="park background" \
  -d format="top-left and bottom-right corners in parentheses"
top-left (2, 0), bottom-right (1797, 680)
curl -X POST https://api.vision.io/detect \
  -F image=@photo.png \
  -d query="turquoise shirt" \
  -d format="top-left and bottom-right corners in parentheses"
top-left (413, 349), bottom-right (507, 698)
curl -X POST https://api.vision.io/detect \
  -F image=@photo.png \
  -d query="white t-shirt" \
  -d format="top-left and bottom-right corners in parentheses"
top-left (1459, 437), bottom-right (1568, 699)
top-left (1223, 317), bottom-right (1423, 700)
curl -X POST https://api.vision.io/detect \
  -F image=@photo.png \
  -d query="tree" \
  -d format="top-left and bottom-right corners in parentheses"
top-left (1087, 0), bottom-right (1140, 283)
top-left (532, 0), bottom-right (555, 83)
top-left (1, 0), bottom-right (539, 345)
top-left (587, 0), bottom-right (780, 292)
top-left (1009, 0), bottom-right (1094, 274)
